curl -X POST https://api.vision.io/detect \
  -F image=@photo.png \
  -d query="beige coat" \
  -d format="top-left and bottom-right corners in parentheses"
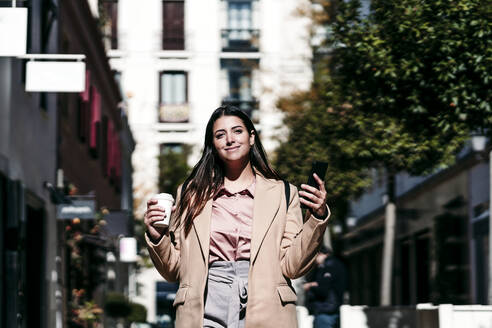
top-left (146, 174), bottom-right (330, 327)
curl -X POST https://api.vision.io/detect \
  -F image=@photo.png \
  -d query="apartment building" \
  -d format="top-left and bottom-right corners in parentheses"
top-left (101, 0), bottom-right (313, 323)
top-left (105, 0), bottom-right (312, 216)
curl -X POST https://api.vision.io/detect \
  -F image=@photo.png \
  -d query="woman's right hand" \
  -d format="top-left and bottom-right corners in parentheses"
top-left (144, 199), bottom-right (176, 242)
top-left (303, 281), bottom-right (318, 291)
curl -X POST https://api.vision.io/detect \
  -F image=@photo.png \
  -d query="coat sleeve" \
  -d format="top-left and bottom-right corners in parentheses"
top-left (280, 184), bottom-right (330, 279)
top-left (145, 185), bottom-right (184, 282)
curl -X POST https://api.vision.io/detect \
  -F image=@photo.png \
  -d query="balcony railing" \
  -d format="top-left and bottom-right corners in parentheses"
top-left (221, 99), bottom-right (259, 122)
top-left (159, 104), bottom-right (190, 123)
top-left (221, 29), bottom-right (260, 52)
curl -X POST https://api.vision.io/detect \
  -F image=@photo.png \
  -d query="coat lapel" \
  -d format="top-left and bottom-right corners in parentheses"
top-left (192, 198), bottom-right (212, 263)
top-left (250, 174), bottom-right (281, 264)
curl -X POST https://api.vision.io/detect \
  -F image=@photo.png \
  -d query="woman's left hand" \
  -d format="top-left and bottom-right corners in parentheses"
top-left (299, 173), bottom-right (328, 219)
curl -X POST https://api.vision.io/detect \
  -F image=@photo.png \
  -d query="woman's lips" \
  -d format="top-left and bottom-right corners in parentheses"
top-left (225, 146), bottom-right (240, 151)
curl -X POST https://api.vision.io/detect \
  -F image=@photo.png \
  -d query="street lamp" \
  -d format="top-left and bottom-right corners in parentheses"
top-left (471, 134), bottom-right (492, 305)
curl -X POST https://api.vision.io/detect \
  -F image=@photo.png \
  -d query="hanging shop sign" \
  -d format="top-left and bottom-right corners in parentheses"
top-left (57, 199), bottom-right (96, 219)
top-left (119, 237), bottom-right (137, 262)
top-left (24, 54), bottom-right (86, 92)
top-left (0, 8), bottom-right (27, 56)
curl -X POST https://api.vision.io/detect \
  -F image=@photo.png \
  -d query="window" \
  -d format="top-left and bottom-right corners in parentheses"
top-left (228, 1), bottom-right (252, 33)
top-left (113, 71), bottom-right (124, 99)
top-left (100, 0), bottom-right (118, 49)
top-left (163, 0), bottom-right (184, 50)
top-left (228, 70), bottom-right (252, 102)
top-left (222, 1), bottom-right (259, 51)
top-left (160, 143), bottom-right (186, 155)
top-left (160, 72), bottom-right (187, 105)
top-left (220, 59), bottom-right (258, 117)
top-left (156, 281), bottom-right (178, 325)
top-left (159, 71), bottom-right (189, 122)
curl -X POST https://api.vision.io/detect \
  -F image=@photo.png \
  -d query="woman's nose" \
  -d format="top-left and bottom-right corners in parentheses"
top-left (226, 133), bottom-right (234, 145)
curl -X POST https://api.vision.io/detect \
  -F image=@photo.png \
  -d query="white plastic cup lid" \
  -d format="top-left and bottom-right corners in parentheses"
top-left (154, 193), bottom-right (174, 201)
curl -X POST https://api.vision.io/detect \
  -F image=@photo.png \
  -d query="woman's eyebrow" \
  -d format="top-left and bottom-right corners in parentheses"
top-left (214, 125), bottom-right (243, 134)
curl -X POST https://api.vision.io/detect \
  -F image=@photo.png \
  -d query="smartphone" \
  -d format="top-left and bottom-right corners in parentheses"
top-left (301, 161), bottom-right (328, 207)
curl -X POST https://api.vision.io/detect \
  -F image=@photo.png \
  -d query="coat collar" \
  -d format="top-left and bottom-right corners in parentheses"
top-left (192, 173), bottom-right (282, 264)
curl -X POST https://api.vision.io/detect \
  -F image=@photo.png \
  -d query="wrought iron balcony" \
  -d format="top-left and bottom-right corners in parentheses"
top-left (221, 29), bottom-right (260, 52)
top-left (221, 99), bottom-right (259, 123)
top-left (159, 104), bottom-right (190, 123)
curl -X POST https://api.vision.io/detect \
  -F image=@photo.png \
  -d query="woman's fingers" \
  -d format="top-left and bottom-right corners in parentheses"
top-left (300, 174), bottom-right (328, 218)
top-left (300, 183), bottom-right (321, 196)
top-left (299, 190), bottom-right (319, 202)
top-left (144, 201), bottom-right (170, 242)
top-left (313, 173), bottom-right (326, 192)
top-left (144, 206), bottom-right (166, 226)
top-left (147, 209), bottom-right (166, 217)
top-left (300, 197), bottom-right (317, 208)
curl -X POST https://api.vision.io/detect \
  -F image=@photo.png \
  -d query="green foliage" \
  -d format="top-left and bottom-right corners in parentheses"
top-left (104, 292), bottom-right (132, 318)
top-left (158, 144), bottom-right (192, 194)
top-left (274, 90), bottom-right (370, 222)
top-left (128, 302), bottom-right (147, 323)
top-left (130, 144), bottom-right (193, 270)
top-left (104, 293), bottom-right (148, 323)
top-left (275, 94), bottom-right (370, 199)
top-left (275, 0), bottom-right (488, 220)
top-left (328, 0), bottom-right (491, 134)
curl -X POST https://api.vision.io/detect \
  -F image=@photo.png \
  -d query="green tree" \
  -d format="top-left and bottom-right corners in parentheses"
top-left (104, 292), bottom-right (132, 318)
top-left (158, 144), bottom-right (192, 194)
top-left (275, 90), bottom-right (371, 225)
top-left (133, 144), bottom-right (192, 269)
top-left (327, 0), bottom-right (491, 135)
top-left (128, 302), bottom-right (147, 323)
top-left (277, 0), bottom-right (489, 305)
top-left (324, 0), bottom-right (490, 304)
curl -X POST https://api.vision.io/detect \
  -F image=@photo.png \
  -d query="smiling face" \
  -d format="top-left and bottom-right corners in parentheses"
top-left (212, 115), bottom-right (255, 166)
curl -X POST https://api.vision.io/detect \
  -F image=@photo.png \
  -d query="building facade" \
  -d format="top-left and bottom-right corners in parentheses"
top-left (341, 143), bottom-right (490, 306)
top-left (106, 0), bottom-right (313, 218)
top-left (0, 1), bottom-right (59, 327)
top-left (0, 1), bottom-right (135, 327)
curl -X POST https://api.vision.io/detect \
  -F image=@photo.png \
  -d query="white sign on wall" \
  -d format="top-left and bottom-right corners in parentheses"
top-left (0, 8), bottom-right (27, 57)
top-left (26, 61), bottom-right (86, 92)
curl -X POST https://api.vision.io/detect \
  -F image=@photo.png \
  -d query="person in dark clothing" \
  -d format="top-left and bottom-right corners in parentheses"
top-left (303, 246), bottom-right (347, 328)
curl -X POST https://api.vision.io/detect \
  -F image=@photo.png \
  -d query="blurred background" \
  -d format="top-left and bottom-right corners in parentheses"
top-left (0, 0), bottom-right (490, 327)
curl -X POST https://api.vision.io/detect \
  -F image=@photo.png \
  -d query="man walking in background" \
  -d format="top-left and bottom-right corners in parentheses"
top-left (304, 245), bottom-right (347, 328)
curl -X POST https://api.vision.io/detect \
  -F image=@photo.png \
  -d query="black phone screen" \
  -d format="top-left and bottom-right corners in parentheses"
top-left (306, 161), bottom-right (328, 188)
top-left (301, 161), bottom-right (328, 207)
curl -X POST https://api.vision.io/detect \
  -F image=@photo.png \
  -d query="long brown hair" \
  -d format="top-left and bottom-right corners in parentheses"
top-left (174, 105), bottom-right (281, 236)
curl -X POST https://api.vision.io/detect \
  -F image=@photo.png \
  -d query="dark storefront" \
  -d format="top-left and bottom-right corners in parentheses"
top-left (342, 152), bottom-right (488, 306)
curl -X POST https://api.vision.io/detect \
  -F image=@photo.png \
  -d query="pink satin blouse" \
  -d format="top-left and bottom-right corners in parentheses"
top-left (209, 181), bottom-right (255, 264)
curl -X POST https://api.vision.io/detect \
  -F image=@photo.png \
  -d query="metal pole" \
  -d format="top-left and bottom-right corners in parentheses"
top-left (488, 149), bottom-right (492, 305)
top-left (381, 201), bottom-right (396, 305)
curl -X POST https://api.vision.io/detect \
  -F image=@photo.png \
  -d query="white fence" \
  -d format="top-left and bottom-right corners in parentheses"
top-left (341, 304), bottom-right (492, 328)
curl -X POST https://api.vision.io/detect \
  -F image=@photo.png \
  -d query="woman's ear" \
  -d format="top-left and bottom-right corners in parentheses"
top-left (249, 130), bottom-right (255, 146)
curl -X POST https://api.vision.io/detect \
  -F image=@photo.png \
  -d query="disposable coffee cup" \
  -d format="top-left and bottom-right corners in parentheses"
top-left (153, 193), bottom-right (174, 227)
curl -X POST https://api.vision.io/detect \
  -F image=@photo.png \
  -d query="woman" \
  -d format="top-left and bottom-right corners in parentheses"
top-left (144, 105), bottom-right (330, 328)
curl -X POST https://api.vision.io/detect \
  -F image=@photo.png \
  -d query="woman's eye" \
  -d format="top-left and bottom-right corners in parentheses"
top-left (234, 129), bottom-right (243, 134)
top-left (215, 133), bottom-right (224, 139)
